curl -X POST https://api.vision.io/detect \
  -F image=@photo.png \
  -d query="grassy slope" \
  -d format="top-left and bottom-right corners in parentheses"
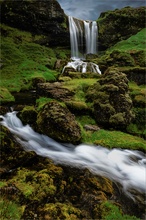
top-left (0, 24), bottom-right (69, 96)
top-left (107, 28), bottom-right (146, 52)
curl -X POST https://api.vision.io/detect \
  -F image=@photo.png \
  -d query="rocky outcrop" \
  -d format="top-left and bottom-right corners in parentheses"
top-left (97, 7), bottom-right (146, 50)
top-left (0, 0), bottom-right (70, 47)
top-left (36, 82), bottom-right (75, 101)
top-left (37, 101), bottom-right (81, 143)
top-left (86, 68), bottom-right (134, 129)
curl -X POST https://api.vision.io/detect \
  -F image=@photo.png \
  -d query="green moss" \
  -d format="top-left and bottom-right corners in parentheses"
top-left (95, 201), bottom-right (140, 220)
top-left (0, 197), bottom-right (23, 220)
top-left (0, 182), bottom-right (7, 188)
top-left (80, 128), bottom-right (146, 152)
top-left (19, 106), bottom-right (37, 125)
top-left (0, 24), bottom-right (59, 92)
top-left (0, 87), bottom-right (15, 103)
top-left (41, 202), bottom-right (82, 220)
top-left (36, 97), bottom-right (54, 111)
top-left (108, 28), bottom-right (146, 52)
top-left (8, 168), bottom-right (56, 200)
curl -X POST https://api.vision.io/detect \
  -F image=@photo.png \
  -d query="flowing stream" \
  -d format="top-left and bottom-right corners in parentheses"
top-left (0, 111), bottom-right (146, 199)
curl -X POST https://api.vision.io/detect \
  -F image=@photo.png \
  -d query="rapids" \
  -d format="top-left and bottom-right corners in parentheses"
top-left (0, 111), bottom-right (146, 199)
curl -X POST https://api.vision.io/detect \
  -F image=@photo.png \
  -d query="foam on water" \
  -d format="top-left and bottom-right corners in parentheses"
top-left (0, 112), bottom-right (146, 198)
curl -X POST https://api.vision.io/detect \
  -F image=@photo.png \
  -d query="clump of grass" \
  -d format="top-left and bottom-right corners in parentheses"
top-left (0, 87), bottom-right (15, 103)
top-left (96, 201), bottom-right (140, 220)
top-left (0, 197), bottom-right (23, 220)
top-left (36, 97), bottom-right (54, 111)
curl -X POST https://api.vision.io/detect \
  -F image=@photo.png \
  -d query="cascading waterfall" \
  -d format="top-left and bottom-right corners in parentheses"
top-left (0, 111), bottom-right (146, 199)
top-left (69, 16), bottom-right (84, 60)
top-left (62, 16), bottom-right (101, 74)
top-left (84, 20), bottom-right (97, 54)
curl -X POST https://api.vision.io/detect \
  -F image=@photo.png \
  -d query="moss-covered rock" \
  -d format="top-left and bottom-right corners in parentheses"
top-left (86, 68), bottom-right (134, 129)
top-left (1, 0), bottom-right (70, 47)
top-left (97, 7), bottom-right (146, 50)
top-left (37, 101), bottom-right (81, 143)
top-left (36, 82), bottom-right (75, 101)
top-left (18, 106), bottom-right (38, 129)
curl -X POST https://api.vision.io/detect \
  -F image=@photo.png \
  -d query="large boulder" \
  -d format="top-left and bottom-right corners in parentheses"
top-left (97, 7), bottom-right (146, 50)
top-left (86, 68), bottom-right (134, 129)
top-left (37, 101), bottom-right (81, 143)
top-left (0, 0), bottom-right (70, 47)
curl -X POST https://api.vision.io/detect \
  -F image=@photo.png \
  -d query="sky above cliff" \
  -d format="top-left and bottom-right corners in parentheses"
top-left (57, 0), bottom-right (145, 20)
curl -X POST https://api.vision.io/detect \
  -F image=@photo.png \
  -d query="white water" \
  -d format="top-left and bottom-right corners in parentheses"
top-left (62, 59), bottom-right (101, 74)
top-left (65, 16), bottom-right (101, 74)
top-left (84, 20), bottom-right (97, 54)
top-left (0, 112), bottom-right (146, 199)
top-left (69, 16), bottom-right (84, 60)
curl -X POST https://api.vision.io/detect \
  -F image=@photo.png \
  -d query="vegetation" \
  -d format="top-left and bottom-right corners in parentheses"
top-left (0, 24), bottom-right (70, 95)
top-left (0, 6), bottom-right (146, 220)
top-left (96, 201), bottom-right (140, 220)
top-left (0, 197), bottom-right (23, 220)
top-left (108, 28), bottom-right (146, 52)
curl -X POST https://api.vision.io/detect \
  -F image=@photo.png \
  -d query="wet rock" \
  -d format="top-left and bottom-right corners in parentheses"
top-left (18, 106), bottom-right (38, 129)
top-left (37, 101), bottom-right (81, 143)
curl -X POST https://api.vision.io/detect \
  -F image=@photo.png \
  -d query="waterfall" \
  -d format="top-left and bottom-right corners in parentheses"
top-left (69, 16), bottom-right (98, 58)
top-left (84, 20), bottom-right (97, 54)
top-left (69, 16), bottom-right (84, 60)
top-left (0, 112), bottom-right (146, 199)
top-left (63, 16), bottom-right (101, 74)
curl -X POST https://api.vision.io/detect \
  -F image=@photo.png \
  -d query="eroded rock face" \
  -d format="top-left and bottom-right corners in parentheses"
top-left (0, 0), bottom-right (70, 47)
top-left (86, 68), bottom-right (134, 129)
top-left (97, 7), bottom-right (146, 50)
top-left (37, 101), bottom-right (81, 143)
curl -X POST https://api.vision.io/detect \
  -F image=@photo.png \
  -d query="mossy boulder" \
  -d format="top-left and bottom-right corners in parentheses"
top-left (36, 82), bottom-right (75, 101)
top-left (18, 106), bottom-right (38, 129)
top-left (86, 68), bottom-right (134, 129)
top-left (97, 7), bottom-right (146, 50)
top-left (105, 50), bottom-right (135, 67)
top-left (37, 101), bottom-right (81, 143)
top-left (118, 67), bottom-right (146, 85)
top-left (0, 124), bottom-right (36, 173)
top-left (1, 0), bottom-right (70, 47)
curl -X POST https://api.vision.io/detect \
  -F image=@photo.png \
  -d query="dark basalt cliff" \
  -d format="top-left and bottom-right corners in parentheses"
top-left (0, 0), bottom-right (70, 47)
top-left (97, 6), bottom-right (146, 50)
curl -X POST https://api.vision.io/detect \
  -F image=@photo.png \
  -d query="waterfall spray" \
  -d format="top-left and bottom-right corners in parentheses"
top-left (0, 112), bottom-right (146, 199)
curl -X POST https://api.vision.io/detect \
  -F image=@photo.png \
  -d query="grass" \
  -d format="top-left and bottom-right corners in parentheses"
top-left (108, 28), bottom-right (146, 52)
top-left (99, 201), bottom-right (140, 220)
top-left (128, 81), bottom-right (146, 97)
top-left (0, 24), bottom-right (70, 94)
top-left (62, 78), bottom-right (98, 101)
top-left (0, 197), bottom-right (23, 220)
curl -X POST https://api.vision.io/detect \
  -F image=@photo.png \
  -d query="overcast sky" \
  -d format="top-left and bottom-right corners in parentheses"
top-left (57, 0), bottom-right (145, 20)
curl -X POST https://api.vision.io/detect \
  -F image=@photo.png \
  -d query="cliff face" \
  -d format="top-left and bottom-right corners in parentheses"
top-left (97, 6), bottom-right (146, 50)
top-left (0, 0), bottom-right (70, 47)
